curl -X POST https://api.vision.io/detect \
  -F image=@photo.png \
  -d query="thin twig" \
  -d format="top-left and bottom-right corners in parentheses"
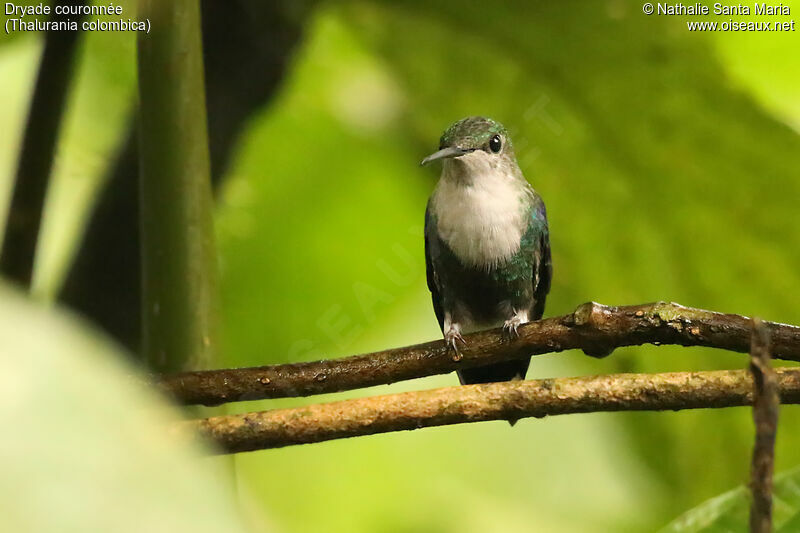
top-left (750, 318), bottom-right (779, 533)
top-left (185, 368), bottom-right (800, 454)
top-left (159, 301), bottom-right (800, 406)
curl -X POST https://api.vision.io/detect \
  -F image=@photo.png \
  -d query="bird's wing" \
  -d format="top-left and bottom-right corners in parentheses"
top-left (531, 197), bottom-right (552, 320)
top-left (424, 203), bottom-right (445, 330)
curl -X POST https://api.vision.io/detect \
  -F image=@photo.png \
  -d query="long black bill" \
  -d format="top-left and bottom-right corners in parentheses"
top-left (420, 146), bottom-right (471, 166)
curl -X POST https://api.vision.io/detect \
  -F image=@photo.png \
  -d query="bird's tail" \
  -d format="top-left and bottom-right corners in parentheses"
top-left (457, 358), bottom-right (530, 427)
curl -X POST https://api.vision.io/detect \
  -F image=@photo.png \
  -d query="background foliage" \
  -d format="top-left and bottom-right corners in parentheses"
top-left (1, 1), bottom-right (799, 531)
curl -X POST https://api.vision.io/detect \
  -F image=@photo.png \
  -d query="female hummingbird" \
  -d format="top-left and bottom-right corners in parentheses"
top-left (422, 117), bottom-right (552, 385)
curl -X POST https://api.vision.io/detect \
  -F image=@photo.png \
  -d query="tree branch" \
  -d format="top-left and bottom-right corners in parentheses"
top-left (749, 318), bottom-right (779, 533)
top-left (159, 302), bottom-right (800, 406)
top-left (186, 368), bottom-right (800, 454)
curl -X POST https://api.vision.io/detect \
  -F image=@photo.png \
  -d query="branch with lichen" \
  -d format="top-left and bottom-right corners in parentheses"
top-left (186, 368), bottom-right (800, 454)
top-left (159, 301), bottom-right (800, 406)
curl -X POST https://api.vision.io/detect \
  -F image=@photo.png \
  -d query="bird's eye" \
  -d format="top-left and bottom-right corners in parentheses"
top-left (489, 135), bottom-right (502, 153)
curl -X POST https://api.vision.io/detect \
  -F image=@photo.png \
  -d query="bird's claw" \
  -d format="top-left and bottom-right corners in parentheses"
top-left (444, 330), bottom-right (466, 361)
top-left (503, 317), bottom-right (522, 340)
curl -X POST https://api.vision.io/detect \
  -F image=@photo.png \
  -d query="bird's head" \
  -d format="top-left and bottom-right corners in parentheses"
top-left (420, 117), bottom-right (516, 176)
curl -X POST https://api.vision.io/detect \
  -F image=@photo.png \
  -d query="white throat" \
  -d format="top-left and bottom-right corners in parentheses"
top-left (431, 152), bottom-right (528, 269)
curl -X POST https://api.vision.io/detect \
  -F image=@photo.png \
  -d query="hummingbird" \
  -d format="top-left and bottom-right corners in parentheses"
top-left (422, 116), bottom-right (552, 386)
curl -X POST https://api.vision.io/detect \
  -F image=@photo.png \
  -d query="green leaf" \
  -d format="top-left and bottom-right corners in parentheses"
top-left (660, 466), bottom-right (800, 532)
top-left (0, 283), bottom-right (251, 533)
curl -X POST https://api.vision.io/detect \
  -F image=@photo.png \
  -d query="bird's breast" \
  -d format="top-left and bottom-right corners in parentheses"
top-left (432, 176), bottom-right (528, 269)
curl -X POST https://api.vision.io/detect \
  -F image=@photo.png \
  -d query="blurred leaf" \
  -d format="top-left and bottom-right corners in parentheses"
top-left (0, 4), bottom-right (138, 297)
top-left (709, 14), bottom-right (800, 129)
top-left (0, 283), bottom-right (251, 533)
top-left (660, 466), bottom-right (800, 532)
top-left (0, 36), bottom-right (41, 239)
top-left (33, 0), bottom-right (138, 298)
top-left (216, 11), bottom-right (427, 368)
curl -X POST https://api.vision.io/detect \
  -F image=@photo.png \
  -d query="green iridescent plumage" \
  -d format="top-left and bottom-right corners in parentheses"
top-left (423, 116), bottom-right (552, 388)
top-left (439, 116), bottom-right (511, 151)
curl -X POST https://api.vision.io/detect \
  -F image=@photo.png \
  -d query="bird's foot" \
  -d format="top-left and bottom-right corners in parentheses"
top-left (503, 310), bottom-right (529, 340)
top-left (444, 324), bottom-right (466, 361)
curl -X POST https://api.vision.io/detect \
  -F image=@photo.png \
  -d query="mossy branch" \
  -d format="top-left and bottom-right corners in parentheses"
top-left (186, 368), bottom-right (800, 454)
top-left (159, 301), bottom-right (800, 406)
